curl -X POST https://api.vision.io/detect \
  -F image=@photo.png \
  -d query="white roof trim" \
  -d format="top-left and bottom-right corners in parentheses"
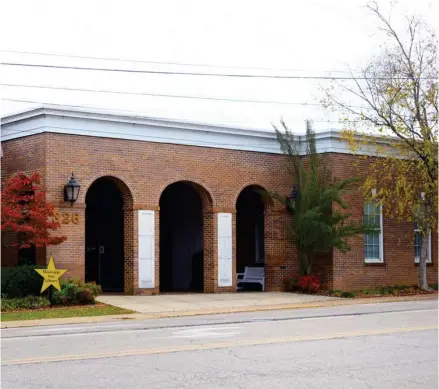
top-left (1, 105), bottom-right (272, 136)
top-left (0, 105), bottom-right (393, 156)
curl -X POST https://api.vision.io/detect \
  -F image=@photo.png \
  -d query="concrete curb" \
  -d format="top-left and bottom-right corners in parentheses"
top-left (1, 294), bottom-right (437, 329)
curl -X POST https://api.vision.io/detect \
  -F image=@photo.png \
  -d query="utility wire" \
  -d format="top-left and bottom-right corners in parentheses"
top-left (1, 84), bottom-right (371, 109)
top-left (0, 49), bottom-right (353, 74)
top-left (3, 62), bottom-right (437, 80)
top-left (2, 98), bottom-right (362, 125)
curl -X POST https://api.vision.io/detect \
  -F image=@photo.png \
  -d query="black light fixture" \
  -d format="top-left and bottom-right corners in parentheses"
top-left (286, 185), bottom-right (298, 213)
top-left (64, 173), bottom-right (80, 205)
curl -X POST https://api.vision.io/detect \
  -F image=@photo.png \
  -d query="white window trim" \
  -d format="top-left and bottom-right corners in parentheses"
top-left (414, 229), bottom-right (432, 264)
top-left (364, 202), bottom-right (384, 263)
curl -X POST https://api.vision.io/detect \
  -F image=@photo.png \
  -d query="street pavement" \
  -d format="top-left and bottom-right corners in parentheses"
top-left (1, 300), bottom-right (437, 388)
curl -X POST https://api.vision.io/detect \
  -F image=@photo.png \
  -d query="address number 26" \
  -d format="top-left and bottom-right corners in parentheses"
top-left (53, 211), bottom-right (80, 224)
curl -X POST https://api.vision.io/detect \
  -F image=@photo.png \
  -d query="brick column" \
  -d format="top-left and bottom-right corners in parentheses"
top-left (123, 207), bottom-right (135, 295)
top-left (264, 205), bottom-right (298, 291)
top-left (203, 209), bottom-right (217, 293)
top-left (47, 203), bottom-right (86, 281)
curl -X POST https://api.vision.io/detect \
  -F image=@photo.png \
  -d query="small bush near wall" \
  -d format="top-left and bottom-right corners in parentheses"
top-left (52, 278), bottom-right (102, 306)
top-left (1, 266), bottom-right (45, 298)
top-left (283, 275), bottom-right (320, 294)
top-left (298, 275), bottom-right (321, 294)
top-left (283, 277), bottom-right (299, 292)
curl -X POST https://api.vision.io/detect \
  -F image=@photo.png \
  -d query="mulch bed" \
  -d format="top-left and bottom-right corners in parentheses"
top-left (316, 288), bottom-right (438, 298)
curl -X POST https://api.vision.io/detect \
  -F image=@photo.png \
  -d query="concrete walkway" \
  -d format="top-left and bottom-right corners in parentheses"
top-left (96, 292), bottom-right (336, 315)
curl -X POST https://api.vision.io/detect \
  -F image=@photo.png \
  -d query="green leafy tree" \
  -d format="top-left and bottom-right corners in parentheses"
top-left (272, 120), bottom-right (370, 276)
top-left (324, 2), bottom-right (438, 290)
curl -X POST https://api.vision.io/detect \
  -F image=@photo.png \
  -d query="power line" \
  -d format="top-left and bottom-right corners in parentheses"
top-left (4, 62), bottom-right (437, 80)
top-left (2, 98), bottom-right (363, 124)
top-left (1, 83), bottom-right (337, 107)
top-left (0, 49), bottom-right (353, 74)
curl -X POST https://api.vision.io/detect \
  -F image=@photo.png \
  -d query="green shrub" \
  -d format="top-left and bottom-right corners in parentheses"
top-left (377, 287), bottom-right (392, 295)
top-left (283, 277), bottom-right (299, 292)
top-left (328, 289), bottom-right (343, 297)
top-left (1, 296), bottom-right (51, 311)
top-left (52, 279), bottom-right (102, 306)
top-left (328, 289), bottom-right (356, 298)
top-left (1, 266), bottom-right (46, 298)
top-left (340, 291), bottom-right (356, 298)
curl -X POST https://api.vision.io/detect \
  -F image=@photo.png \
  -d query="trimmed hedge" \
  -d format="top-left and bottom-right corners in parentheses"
top-left (1, 266), bottom-right (45, 298)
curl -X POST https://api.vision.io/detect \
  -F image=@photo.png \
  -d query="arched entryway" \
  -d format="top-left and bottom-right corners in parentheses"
top-left (159, 181), bottom-right (212, 292)
top-left (236, 186), bottom-right (267, 290)
top-left (85, 177), bottom-right (132, 292)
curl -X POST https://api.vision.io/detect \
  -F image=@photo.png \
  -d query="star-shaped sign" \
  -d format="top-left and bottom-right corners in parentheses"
top-left (35, 255), bottom-right (68, 293)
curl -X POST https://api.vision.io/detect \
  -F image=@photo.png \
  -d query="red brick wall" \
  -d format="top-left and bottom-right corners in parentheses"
top-left (2, 133), bottom-right (295, 294)
top-left (1, 134), bottom-right (47, 266)
top-left (328, 153), bottom-right (438, 290)
top-left (2, 134), bottom-right (437, 293)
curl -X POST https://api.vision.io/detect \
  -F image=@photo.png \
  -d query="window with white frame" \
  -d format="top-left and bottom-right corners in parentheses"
top-left (364, 201), bottom-right (383, 262)
top-left (414, 225), bottom-right (432, 263)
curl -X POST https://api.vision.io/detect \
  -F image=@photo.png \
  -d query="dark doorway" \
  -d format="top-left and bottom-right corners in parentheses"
top-left (160, 182), bottom-right (204, 292)
top-left (85, 178), bottom-right (124, 292)
top-left (236, 187), bottom-right (265, 276)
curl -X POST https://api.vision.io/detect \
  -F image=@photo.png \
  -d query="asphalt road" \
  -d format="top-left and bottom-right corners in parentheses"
top-left (1, 300), bottom-right (437, 389)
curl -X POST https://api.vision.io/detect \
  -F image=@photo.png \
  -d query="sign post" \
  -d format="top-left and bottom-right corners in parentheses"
top-left (35, 255), bottom-right (67, 305)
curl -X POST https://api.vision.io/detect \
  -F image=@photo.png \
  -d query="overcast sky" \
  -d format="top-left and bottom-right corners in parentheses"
top-left (1, 0), bottom-right (437, 132)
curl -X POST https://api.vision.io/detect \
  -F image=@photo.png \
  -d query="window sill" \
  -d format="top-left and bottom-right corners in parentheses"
top-left (364, 260), bottom-right (385, 266)
top-left (414, 262), bottom-right (434, 267)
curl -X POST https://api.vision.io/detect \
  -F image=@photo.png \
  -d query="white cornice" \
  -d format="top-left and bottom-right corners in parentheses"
top-left (1, 105), bottom-right (273, 137)
top-left (0, 105), bottom-right (393, 156)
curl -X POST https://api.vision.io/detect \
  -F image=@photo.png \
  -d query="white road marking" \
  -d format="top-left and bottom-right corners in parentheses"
top-left (28, 323), bottom-right (145, 332)
top-left (171, 326), bottom-right (242, 339)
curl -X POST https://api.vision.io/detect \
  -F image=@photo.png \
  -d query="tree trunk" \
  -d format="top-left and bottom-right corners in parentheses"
top-left (299, 251), bottom-right (312, 276)
top-left (307, 252), bottom-right (315, 275)
top-left (419, 235), bottom-right (431, 291)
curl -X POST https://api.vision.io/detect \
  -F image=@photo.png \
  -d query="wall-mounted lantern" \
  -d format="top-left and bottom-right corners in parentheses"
top-left (64, 173), bottom-right (80, 205)
top-left (286, 185), bottom-right (298, 213)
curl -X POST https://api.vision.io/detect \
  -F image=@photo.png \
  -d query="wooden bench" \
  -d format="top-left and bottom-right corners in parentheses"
top-left (237, 267), bottom-right (265, 291)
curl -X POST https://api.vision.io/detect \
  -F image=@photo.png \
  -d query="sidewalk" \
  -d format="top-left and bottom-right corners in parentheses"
top-left (1, 292), bottom-right (436, 329)
top-left (97, 292), bottom-right (336, 314)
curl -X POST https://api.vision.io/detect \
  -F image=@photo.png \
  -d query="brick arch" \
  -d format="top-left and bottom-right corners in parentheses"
top-left (157, 179), bottom-right (216, 293)
top-left (157, 179), bottom-right (214, 210)
top-left (81, 174), bottom-right (134, 209)
top-left (234, 183), bottom-right (274, 211)
top-left (83, 175), bottom-right (135, 294)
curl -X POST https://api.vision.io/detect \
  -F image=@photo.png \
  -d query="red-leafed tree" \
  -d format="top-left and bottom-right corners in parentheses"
top-left (1, 172), bottom-right (67, 258)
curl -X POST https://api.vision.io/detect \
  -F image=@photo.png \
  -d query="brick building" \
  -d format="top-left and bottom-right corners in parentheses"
top-left (1, 106), bottom-right (437, 293)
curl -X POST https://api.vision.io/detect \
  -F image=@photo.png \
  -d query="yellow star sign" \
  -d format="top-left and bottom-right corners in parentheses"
top-left (35, 255), bottom-right (68, 293)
